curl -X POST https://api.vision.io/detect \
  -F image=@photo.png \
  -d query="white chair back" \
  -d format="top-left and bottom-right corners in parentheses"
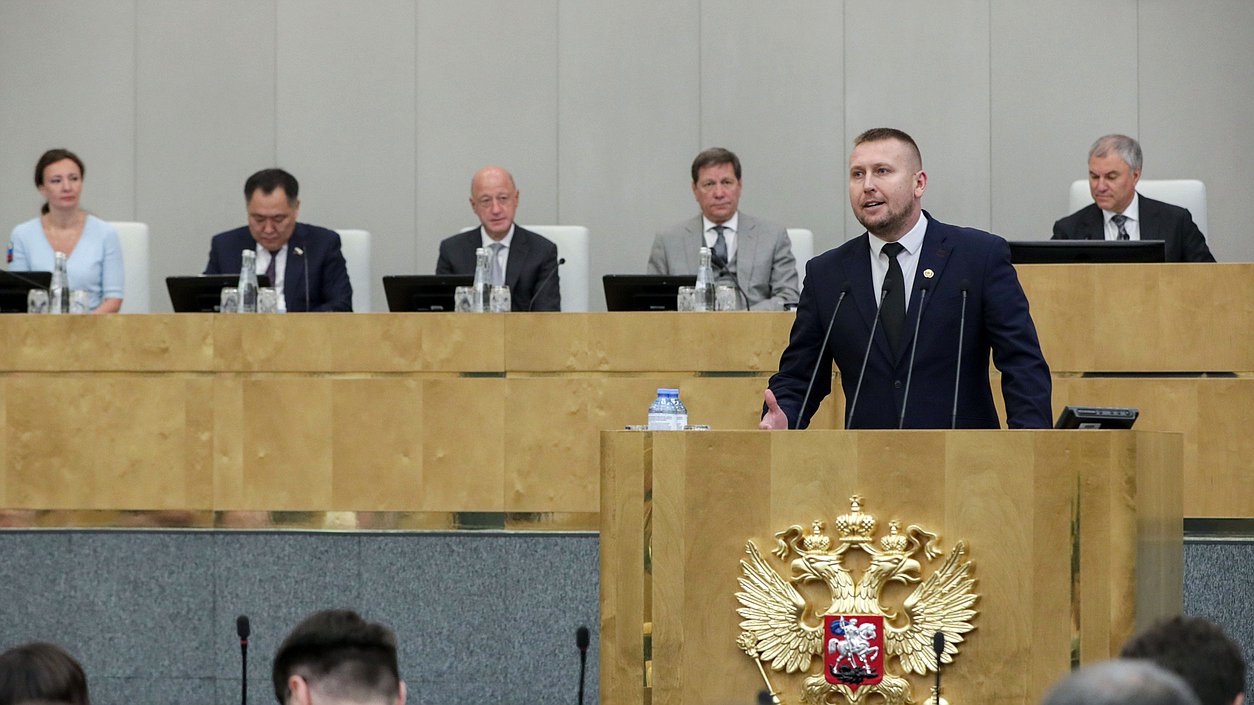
top-left (786, 228), bottom-right (814, 293)
top-left (522, 225), bottom-right (590, 312)
top-left (335, 229), bottom-right (371, 312)
top-left (109, 221), bottom-right (149, 313)
top-left (1068, 179), bottom-right (1208, 235)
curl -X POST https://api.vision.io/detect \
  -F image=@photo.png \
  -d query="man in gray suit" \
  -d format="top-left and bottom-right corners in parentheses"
top-left (647, 148), bottom-right (799, 310)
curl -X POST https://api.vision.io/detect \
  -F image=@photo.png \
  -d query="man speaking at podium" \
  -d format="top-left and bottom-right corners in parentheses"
top-left (760, 128), bottom-right (1051, 430)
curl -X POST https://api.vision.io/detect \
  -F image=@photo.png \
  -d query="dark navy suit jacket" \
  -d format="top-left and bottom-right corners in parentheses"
top-left (204, 223), bottom-right (353, 312)
top-left (768, 213), bottom-right (1052, 429)
top-left (1051, 195), bottom-right (1215, 262)
top-left (435, 226), bottom-right (561, 312)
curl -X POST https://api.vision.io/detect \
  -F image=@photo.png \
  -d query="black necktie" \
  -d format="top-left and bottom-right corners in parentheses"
top-left (711, 225), bottom-right (728, 269)
top-left (265, 250), bottom-right (277, 285)
top-left (880, 242), bottom-right (906, 356)
top-left (1112, 214), bottom-right (1130, 240)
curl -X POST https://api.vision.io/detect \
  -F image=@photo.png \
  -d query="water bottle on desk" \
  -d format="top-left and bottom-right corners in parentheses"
top-left (472, 247), bottom-right (490, 313)
top-left (50, 251), bottom-right (69, 314)
top-left (695, 247), bottom-right (716, 312)
top-left (670, 389), bottom-right (689, 429)
top-left (237, 249), bottom-right (258, 313)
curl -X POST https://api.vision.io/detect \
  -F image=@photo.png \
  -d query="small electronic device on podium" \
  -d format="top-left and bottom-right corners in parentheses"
top-left (1054, 406), bottom-right (1139, 429)
top-left (1009, 240), bottom-right (1165, 264)
top-left (167, 274), bottom-right (272, 312)
top-left (383, 275), bottom-right (473, 312)
top-left (0, 271), bottom-right (52, 313)
top-left (603, 274), bottom-right (696, 311)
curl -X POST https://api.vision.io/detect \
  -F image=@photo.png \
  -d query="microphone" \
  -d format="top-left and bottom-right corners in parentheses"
top-left (575, 625), bottom-right (590, 705)
top-left (710, 252), bottom-right (750, 310)
top-left (795, 284), bottom-right (850, 429)
top-left (292, 245), bottom-right (310, 312)
top-left (950, 280), bottom-right (970, 429)
top-left (236, 615), bottom-right (250, 705)
top-left (528, 257), bottom-right (565, 312)
top-left (932, 630), bottom-right (945, 705)
top-left (845, 279), bottom-right (893, 429)
top-left (897, 283), bottom-right (930, 429)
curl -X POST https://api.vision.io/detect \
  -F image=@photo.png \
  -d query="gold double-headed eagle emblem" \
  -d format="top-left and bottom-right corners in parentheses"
top-left (736, 497), bottom-right (978, 705)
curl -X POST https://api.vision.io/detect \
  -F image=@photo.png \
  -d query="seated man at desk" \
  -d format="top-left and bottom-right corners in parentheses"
top-left (1052, 134), bottom-right (1215, 262)
top-left (435, 166), bottom-right (561, 312)
top-left (648, 147), bottom-right (799, 310)
top-left (205, 168), bottom-right (353, 311)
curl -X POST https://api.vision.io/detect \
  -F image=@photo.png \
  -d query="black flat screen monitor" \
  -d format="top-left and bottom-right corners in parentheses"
top-left (166, 274), bottom-right (272, 312)
top-left (1054, 405), bottom-right (1139, 429)
top-left (1009, 240), bottom-right (1166, 264)
top-left (383, 275), bottom-right (473, 312)
top-left (0, 271), bottom-right (52, 313)
top-left (603, 275), bottom-right (697, 311)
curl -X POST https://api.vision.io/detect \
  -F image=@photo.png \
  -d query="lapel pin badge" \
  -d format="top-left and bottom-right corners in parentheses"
top-left (923, 268), bottom-right (935, 279)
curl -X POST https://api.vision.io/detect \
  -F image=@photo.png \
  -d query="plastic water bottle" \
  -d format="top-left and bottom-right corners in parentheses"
top-left (670, 389), bottom-right (689, 429)
top-left (648, 389), bottom-right (673, 430)
top-left (695, 247), bottom-right (716, 311)
top-left (237, 249), bottom-right (258, 313)
top-left (50, 251), bottom-right (69, 314)
top-left (472, 247), bottom-right (490, 312)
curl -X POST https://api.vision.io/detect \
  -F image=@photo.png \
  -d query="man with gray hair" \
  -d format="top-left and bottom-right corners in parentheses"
top-left (1041, 660), bottom-right (1201, 705)
top-left (1052, 134), bottom-right (1215, 261)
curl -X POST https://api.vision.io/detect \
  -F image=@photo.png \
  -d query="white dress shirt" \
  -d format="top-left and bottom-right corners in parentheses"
top-left (868, 213), bottom-right (928, 310)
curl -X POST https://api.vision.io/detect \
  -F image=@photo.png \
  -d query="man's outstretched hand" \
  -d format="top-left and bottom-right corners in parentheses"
top-left (759, 388), bottom-right (788, 430)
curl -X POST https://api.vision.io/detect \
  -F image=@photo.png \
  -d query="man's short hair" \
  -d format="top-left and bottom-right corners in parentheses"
top-left (1120, 615), bottom-right (1246, 705)
top-left (0, 641), bottom-right (90, 705)
top-left (244, 168), bottom-right (300, 205)
top-left (1042, 659), bottom-right (1201, 705)
top-left (272, 609), bottom-right (401, 705)
top-left (853, 128), bottom-right (923, 170)
top-left (1090, 134), bottom-right (1143, 172)
top-left (690, 147), bottom-right (741, 183)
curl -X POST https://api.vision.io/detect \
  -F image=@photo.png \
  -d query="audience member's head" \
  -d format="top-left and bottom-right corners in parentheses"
top-left (272, 610), bottom-right (405, 705)
top-left (468, 166), bottom-right (519, 240)
top-left (0, 642), bottom-right (90, 705)
top-left (1042, 659), bottom-right (1200, 705)
top-left (1121, 615), bottom-right (1246, 705)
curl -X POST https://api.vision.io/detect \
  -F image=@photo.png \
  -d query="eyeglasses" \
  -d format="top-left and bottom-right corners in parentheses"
top-left (696, 178), bottom-right (738, 193)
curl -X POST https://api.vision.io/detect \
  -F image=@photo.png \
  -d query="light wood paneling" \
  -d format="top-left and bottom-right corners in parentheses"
top-left (601, 430), bottom-right (1183, 705)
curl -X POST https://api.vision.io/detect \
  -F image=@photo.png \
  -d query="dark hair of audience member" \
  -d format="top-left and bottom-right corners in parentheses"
top-left (1121, 615), bottom-right (1247, 705)
top-left (272, 609), bottom-right (400, 705)
top-left (0, 642), bottom-right (90, 705)
top-left (33, 149), bottom-right (85, 215)
top-left (244, 168), bottom-right (300, 205)
top-left (690, 147), bottom-right (742, 183)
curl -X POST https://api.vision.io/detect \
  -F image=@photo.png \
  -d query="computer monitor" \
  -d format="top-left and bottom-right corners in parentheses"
top-left (166, 274), bottom-right (272, 312)
top-left (603, 275), bottom-right (697, 311)
top-left (0, 271), bottom-right (52, 313)
top-left (1009, 240), bottom-right (1166, 264)
top-left (1054, 405), bottom-right (1139, 429)
top-left (383, 275), bottom-right (473, 312)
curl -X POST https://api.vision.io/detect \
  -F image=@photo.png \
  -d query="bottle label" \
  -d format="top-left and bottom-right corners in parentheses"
top-left (647, 412), bottom-right (671, 431)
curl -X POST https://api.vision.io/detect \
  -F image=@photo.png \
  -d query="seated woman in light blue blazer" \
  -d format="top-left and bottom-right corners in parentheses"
top-left (9, 148), bottom-right (123, 313)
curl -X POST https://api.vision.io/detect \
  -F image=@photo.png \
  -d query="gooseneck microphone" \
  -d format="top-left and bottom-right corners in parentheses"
top-left (796, 285), bottom-right (850, 429)
top-left (236, 615), bottom-right (250, 705)
top-left (897, 283), bottom-right (930, 429)
top-left (933, 630), bottom-right (945, 705)
top-left (710, 251), bottom-right (751, 310)
top-left (575, 625), bottom-right (590, 705)
top-left (846, 280), bottom-right (893, 429)
top-left (950, 280), bottom-right (970, 429)
top-left (529, 257), bottom-right (566, 312)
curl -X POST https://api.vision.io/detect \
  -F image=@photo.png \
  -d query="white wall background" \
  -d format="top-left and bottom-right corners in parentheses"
top-left (2, 0), bottom-right (1251, 312)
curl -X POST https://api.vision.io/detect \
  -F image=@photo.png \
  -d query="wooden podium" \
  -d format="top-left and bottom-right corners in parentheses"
top-left (600, 430), bottom-right (1182, 705)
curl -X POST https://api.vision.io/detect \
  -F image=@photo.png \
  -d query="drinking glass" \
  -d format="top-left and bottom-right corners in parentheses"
top-left (26, 289), bottom-right (49, 314)
top-left (677, 286), bottom-right (697, 312)
top-left (257, 287), bottom-right (279, 313)
top-left (490, 285), bottom-right (511, 313)
top-left (219, 287), bottom-right (239, 313)
top-left (69, 290), bottom-right (90, 314)
top-left (715, 285), bottom-right (742, 311)
top-left (453, 286), bottom-right (476, 313)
